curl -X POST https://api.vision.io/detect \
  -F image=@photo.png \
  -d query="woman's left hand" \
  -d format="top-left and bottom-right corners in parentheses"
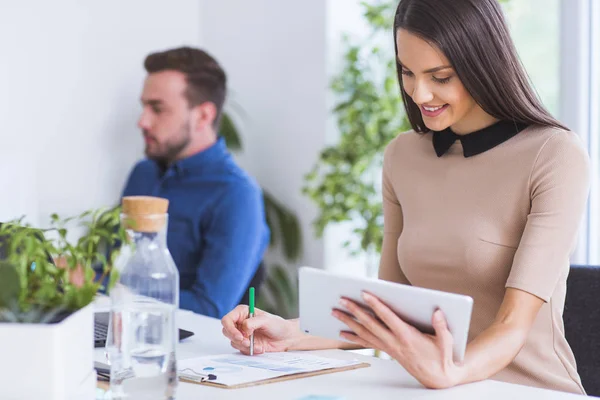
top-left (333, 292), bottom-right (464, 389)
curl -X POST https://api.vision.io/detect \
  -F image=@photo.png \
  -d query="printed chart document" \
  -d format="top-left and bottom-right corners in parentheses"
top-left (178, 352), bottom-right (370, 388)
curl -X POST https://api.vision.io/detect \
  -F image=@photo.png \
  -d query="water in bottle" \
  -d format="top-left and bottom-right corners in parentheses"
top-left (106, 196), bottom-right (179, 400)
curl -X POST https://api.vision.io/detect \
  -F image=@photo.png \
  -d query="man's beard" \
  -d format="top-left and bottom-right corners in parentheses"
top-left (144, 122), bottom-right (191, 167)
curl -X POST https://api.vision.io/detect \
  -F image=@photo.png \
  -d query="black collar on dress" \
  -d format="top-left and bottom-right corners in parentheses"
top-left (432, 120), bottom-right (529, 158)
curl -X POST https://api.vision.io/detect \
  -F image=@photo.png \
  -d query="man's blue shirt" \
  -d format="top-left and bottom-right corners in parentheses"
top-left (122, 137), bottom-right (269, 318)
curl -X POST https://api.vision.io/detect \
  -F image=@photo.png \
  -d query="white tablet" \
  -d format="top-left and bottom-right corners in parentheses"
top-left (298, 267), bottom-right (473, 362)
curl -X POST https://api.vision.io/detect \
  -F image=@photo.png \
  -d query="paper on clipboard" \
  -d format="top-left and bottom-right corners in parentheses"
top-left (178, 352), bottom-right (368, 388)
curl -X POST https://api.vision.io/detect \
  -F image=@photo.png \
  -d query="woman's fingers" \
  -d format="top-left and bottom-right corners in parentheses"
top-left (239, 314), bottom-right (272, 337)
top-left (229, 339), bottom-right (264, 355)
top-left (338, 298), bottom-right (396, 344)
top-left (362, 292), bottom-right (415, 341)
top-left (221, 305), bottom-right (248, 341)
top-left (339, 331), bottom-right (373, 349)
top-left (432, 310), bottom-right (454, 363)
top-left (333, 308), bottom-right (386, 350)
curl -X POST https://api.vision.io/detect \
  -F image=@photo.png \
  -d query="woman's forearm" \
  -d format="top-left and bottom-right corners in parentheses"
top-left (286, 319), bottom-right (363, 351)
top-left (457, 289), bottom-right (543, 385)
top-left (458, 321), bottom-right (528, 385)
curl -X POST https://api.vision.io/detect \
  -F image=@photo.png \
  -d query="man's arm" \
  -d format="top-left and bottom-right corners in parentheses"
top-left (180, 183), bottom-right (269, 318)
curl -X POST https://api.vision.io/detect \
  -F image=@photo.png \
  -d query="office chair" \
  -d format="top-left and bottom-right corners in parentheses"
top-left (239, 262), bottom-right (266, 306)
top-left (564, 264), bottom-right (600, 396)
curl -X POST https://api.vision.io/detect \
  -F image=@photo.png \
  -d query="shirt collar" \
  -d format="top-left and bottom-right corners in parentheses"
top-left (432, 121), bottom-right (529, 158)
top-left (169, 136), bottom-right (228, 175)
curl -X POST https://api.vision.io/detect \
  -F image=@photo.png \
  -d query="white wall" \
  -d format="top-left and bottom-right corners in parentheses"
top-left (1, 0), bottom-right (340, 273)
top-left (0, 0), bottom-right (202, 226)
top-left (200, 0), bottom-right (327, 271)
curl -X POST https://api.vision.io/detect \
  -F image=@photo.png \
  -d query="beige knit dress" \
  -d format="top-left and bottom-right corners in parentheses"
top-left (379, 123), bottom-right (590, 394)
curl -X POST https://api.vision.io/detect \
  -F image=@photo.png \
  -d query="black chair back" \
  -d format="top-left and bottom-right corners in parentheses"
top-left (564, 264), bottom-right (600, 396)
top-left (239, 262), bottom-right (266, 306)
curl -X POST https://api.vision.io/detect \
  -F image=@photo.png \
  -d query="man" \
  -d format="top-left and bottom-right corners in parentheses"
top-left (122, 47), bottom-right (269, 318)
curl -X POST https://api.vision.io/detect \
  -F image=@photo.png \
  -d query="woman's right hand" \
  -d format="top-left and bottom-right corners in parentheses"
top-left (221, 305), bottom-right (301, 355)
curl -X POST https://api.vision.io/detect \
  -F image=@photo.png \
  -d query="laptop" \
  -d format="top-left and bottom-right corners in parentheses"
top-left (94, 311), bottom-right (194, 348)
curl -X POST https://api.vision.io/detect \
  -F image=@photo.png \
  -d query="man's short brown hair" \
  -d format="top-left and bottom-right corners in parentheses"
top-left (144, 47), bottom-right (227, 128)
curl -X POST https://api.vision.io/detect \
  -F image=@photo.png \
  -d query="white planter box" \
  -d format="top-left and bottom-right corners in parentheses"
top-left (0, 304), bottom-right (96, 400)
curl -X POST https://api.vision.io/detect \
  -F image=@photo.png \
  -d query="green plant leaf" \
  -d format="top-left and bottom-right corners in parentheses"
top-left (257, 264), bottom-right (298, 319)
top-left (38, 306), bottom-right (67, 324)
top-left (264, 207), bottom-right (277, 248)
top-left (107, 268), bottom-right (120, 293)
top-left (270, 264), bottom-right (297, 309)
top-left (302, 0), bottom-right (411, 257)
top-left (220, 112), bottom-right (242, 151)
top-left (265, 272), bottom-right (288, 317)
top-left (0, 262), bottom-right (21, 308)
top-left (263, 191), bottom-right (302, 261)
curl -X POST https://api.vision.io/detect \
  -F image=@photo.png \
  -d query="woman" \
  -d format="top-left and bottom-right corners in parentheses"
top-left (221, 0), bottom-right (590, 394)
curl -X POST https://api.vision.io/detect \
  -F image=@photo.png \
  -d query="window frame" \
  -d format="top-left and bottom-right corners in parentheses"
top-left (560, 0), bottom-right (600, 265)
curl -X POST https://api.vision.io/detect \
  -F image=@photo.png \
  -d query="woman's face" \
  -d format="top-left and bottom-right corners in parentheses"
top-left (396, 28), bottom-right (493, 134)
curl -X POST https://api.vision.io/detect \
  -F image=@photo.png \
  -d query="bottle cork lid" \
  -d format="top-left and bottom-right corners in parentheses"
top-left (121, 196), bottom-right (169, 233)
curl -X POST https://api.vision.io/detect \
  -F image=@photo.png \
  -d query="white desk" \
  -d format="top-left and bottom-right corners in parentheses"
top-left (94, 304), bottom-right (590, 400)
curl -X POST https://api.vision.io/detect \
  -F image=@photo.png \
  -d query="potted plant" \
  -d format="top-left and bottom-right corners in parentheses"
top-left (0, 207), bottom-right (125, 400)
top-left (302, 0), bottom-right (409, 277)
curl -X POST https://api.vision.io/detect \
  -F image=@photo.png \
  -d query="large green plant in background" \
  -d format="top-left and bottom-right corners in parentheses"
top-left (221, 108), bottom-right (302, 319)
top-left (303, 0), bottom-right (510, 264)
top-left (303, 1), bottom-right (409, 261)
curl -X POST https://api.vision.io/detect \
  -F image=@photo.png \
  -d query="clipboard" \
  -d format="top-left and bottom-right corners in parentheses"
top-left (96, 354), bottom-right (371, 390)
top-left (179, 361), bottom-right (371, 389)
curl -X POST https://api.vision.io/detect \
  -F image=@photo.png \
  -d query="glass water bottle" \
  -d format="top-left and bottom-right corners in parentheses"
top-left (107, 196), bottom-right (180, 400)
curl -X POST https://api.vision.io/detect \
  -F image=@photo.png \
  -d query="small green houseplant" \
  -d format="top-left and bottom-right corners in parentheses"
top-left (0, 206), bottom-right (125, 323)
top-left (0, 206), bottom-right (126, 399)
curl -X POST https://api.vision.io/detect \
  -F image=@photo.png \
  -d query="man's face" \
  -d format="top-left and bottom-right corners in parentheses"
top-left (138, 70), bottom-right (192, 165)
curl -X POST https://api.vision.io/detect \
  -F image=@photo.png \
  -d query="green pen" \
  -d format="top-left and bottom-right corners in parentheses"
top-left (249, 287), bottom-right (255, 356)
